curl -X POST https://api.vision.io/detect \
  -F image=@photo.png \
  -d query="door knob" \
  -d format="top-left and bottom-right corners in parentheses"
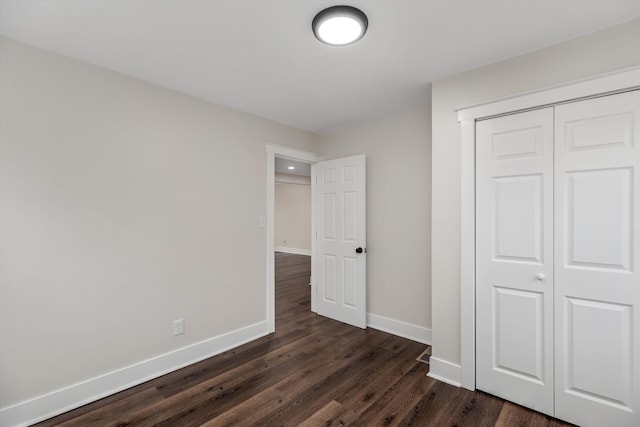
top-left (355, 247), bottom-right (364, 254)
top-left (536, 273), bottom-right (546, 281)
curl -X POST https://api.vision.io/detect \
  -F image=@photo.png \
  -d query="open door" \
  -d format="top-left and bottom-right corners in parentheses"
top-left (312, 155), bottom-right (366, 328)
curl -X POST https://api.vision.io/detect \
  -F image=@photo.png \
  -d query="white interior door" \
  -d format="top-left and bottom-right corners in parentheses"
top-left (313, 155), bottom-right (366, 328)
top-left (476, 108), bottom-right (555, 415)
top-left (554, 90), bottom-right (640, 426)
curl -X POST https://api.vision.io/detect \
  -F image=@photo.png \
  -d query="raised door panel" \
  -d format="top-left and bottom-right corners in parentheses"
top-left (565, 111), bottom-right (633, 151)
top-left (476, 108), bottom-right (554, 416)
top-left (493, 287), bottom-right (545, 383)
top-left (564, 298), bottom-right (633, 409)
top-left (343, 257), bottom-right (357, 308)
top-left (565, 168), bottom-right (632, 271)
top-left (493, 174), bottom-right (543, 263)
top-left (492, 126), bottom-right (543, 160)
top-left (322, 255), bottom-right (337, 303)
top-left (554, 90), bottom-right (640, 427)
top-left (322, 193), bottom-right (336, 240)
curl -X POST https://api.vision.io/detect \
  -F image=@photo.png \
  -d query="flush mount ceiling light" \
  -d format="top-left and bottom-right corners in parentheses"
top-left (312, 5), bottom-right (368, 46)
top-left (288, 166), bottom-right (295, 170)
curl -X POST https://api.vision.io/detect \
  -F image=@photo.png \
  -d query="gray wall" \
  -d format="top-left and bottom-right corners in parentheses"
top-left (319, 106), bottom-right (432, 331)
top-left (0, 37), bottom-right (319, 408)
top-left (275, 178), bottom-right (311, 252)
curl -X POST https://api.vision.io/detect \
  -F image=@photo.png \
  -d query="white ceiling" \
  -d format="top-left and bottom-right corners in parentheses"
top-left (275, 157), bottom-right (312, 177)
top-left (1, 1), bottom-right (639, 134)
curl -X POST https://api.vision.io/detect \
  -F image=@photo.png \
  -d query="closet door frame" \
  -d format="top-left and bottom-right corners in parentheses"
top-left (456, 66), bottom-right (640, 391)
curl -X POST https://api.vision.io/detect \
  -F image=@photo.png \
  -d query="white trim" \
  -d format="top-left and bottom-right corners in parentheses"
top-left (275, 246), bottom-right (311, 256)
top-left (266, 143), bottom-right (320, 162)
top-left (266, 144), bottom-right (320, 329)
top-left (457, 67), bottom-right (640, 393)
top-left (427, 357), bottom-right (462, 387)
top-left (0, 321), bottom-right (269, 427)
top-left (459, 119), bottom-right (476, 391)
top-left (310, 164), bottom-right (317, 313)
top-left (367, 313), bottom-right (432, 345)
top-left (457, 66), bottom-right (640, 122)
top-left (274, 173), bottom-right (311, 185)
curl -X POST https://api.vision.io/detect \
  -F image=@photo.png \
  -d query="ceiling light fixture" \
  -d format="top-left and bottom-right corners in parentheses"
top-left (312, 5), bottom-right (368, 46)
top-left (288, 166), bottom-right (295, 170)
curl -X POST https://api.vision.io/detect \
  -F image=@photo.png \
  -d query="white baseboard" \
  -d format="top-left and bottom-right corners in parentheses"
top-left (366, 313), bottom-right (432, 345)
top-left (0, 321), bottom-right (270, 427)
top-left (427, 356), bottom-right (462, 387)
top-left (275, 246), bottom-right (311, 256)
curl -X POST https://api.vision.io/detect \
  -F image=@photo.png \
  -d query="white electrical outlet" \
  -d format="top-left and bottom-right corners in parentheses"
top-left (173, 318), bottom-right (184, 336)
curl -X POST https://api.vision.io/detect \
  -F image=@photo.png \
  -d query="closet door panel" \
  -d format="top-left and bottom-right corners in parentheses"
top-left (555, 90), bottom-right (640, 427)
top-left (476, 108), bottom-right (555, 416)
top-left (566, 168), bottom-right (632, 271)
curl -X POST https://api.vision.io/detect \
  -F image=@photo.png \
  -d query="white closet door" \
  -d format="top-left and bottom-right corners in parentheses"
top-left (554, 90), bottom-right (640, 426)
top-left (476, 108), bottom-right (555, 416)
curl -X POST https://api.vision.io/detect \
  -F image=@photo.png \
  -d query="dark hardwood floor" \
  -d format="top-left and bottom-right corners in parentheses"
top-left (35, 252), bottom-right (572, 426)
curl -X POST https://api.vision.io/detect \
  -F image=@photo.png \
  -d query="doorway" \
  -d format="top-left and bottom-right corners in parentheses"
top-left (266, 144), bottom-right (319, 333)
top-left (266, 145), bottom-right (369, 332)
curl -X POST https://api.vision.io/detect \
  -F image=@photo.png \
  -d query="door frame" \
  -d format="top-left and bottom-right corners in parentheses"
top-left (266, 143), bottom-right (321, 333)
top-left (456, 66), bottom-right (640, 391)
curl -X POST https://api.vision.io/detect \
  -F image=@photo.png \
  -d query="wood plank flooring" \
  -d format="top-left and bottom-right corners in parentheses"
top-left (35, 252), bottom-right (573, 426)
